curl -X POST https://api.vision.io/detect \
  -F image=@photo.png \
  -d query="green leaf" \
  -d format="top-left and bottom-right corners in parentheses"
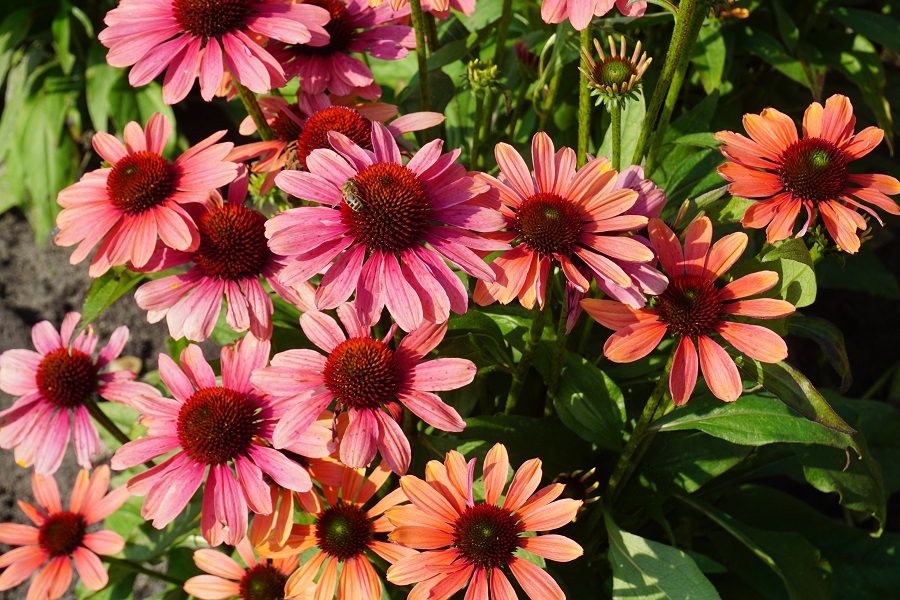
top-left (605, 512), bottom-right (722, 600)
top-left (692, 21), bottom-right (726, 94)
top-left (554, 352), bottom-right (626, 451)
top-left (854, 399), bottom-right (900, 495)
top-left (51, 2), bottom-right (74, 75)
top-left (731, 355), bottom-right (856, 437)
top-left (816, 249), bottom-right (900, 299)
top-left (0, 9), bottom-right (32, 88)
top-left (761, 238), bottom-right (817, 308)
top-left (740, 28), bottom-right (810, 89)
top-left (832, 8), bottom-right (900, 56)
top-left (670, 132), bottom-right (720, 149)
top-left (773, 1), bottom-right (799, 53)
top-left (651, 393), bottom-right (857, 451)
top-left (80, 268), bottom-right (146, 332)
top-left (787, 314), bottom-right (852, 393)
top-left (446, 310), bottom-right (513, 367)
top-left (75, 563), bottom-right (136, 600)
top-left (833, 35), bottom-right (893, 153)
top-left (86, 43), bottom-right (122, 132)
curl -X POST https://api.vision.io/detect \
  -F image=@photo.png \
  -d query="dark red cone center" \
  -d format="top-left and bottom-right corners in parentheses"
top-left (292, 0), bottom-right (356, 56)
top-left (173, 0), bottom-right (252, 39)
top-left (778, 137), bottom-right (849, 204)
top-left (177, 387), bottom-right (259, 465)
top-left (655, 274), bottom-right (724, 338)
top-left (323, 337), bottom-right (399, 411)
top-left (36, 348), bottom-right (99, 410)
top-left (452, 503), bottom-right (523, 570)
top-left (515, 192), bottom-right (583, 257)
top-left (315, 501), bottom-right (373, 562)
top-left (295, 107), bottom-right (373, 169)
top-left (194, 204), bottom-right (271, 280)
top-left (39, 511), bottom-right (86, 557)
top-left (238, 563), bottom-right (288, 600)
top-left (107, 151), bottom-right (177, 214)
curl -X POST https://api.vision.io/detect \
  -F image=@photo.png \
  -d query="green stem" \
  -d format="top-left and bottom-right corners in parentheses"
top-left (424, 12), bottom-right (439, 54)
top-left (102, 556), bottom-right (183, 586)
top-left (646, 5), bottom-right (706, 175)
top-left (408, 0), bottom-right (431, 112)
top-left (472, 92), bottom-right (485, 168)
top-left (631, 0), bottom-right (701, 166)
top-left (577, 27), bottom-right (593, 168)
top-left (83, 396), bottom-right (131, 447)
top-left (611, 100), bottom-right (623, 171)
top-left (602, 347), bottom-right (676, 507)
top-left (493, 0), bottom-right (515, 66)
top-left (537, 70), bottom-right (562, 132)
top-left (233, 79), bottom-right (273, 142)
top-left (545, 289), bottom-right (570, 409)
top-left (508, 78), bottom-right (530, 140)
top-left (506, 286), bottom-right (551, 415)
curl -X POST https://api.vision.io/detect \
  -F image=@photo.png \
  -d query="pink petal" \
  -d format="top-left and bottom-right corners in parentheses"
top-left (374, 409), bottom-right (412, 475)
top-left (247, 445), bottom-right (312, 492)
top-left (697, 334), bottom-right (743, 402)
top-left (299, 310), bottom-right (346, 353)
top-left (603, 321), bottom-right (668, 363)
top-left (72, 548), bottom-right (108, 591)
top-left (410, 358), bottom-right (475, 391)
top-left (670, 336), bottom-right (699, 406)
top-left (340, 409), bottom-right (379, 468)
top-left (382, 253), bottom-right (424, 332)
top-left (396, 388), bottom-right (465, 432)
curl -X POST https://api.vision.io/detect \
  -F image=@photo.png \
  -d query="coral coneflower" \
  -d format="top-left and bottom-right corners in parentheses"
top-left (716, 94), bottom-right (900, 253)
top-left (582, 216), bottom-right (796, 405)
top-left (386, 443), bottom-right (583, 600)
top-left (55, 113), bottom-right (238, 277)
top-left (229, 94), bottom-right (443, 193)
top-left (111, 336), bottom-right (315, 547)
top-left (474, 132), bottom-right (665, 311)
top-left (251, 304), bottom-right (473, 474)
top-left (255, 461), bottom-right (414, 600)
top-left (270, 122), bottom-right (507, 331)
top-left (133, 177), bottom-right (315, 342)
top-left (184, 537), bottom-right (302, 600)
top-left (99, 0), bottom-right (331, 104)
top-left (267, 0), bottom-right (414, 100)
top-left (0, 312), bottom-right (160, 476)
top-left (542, 0), bottom-right (646, 31)
top-left (0, 467), bottom-right (129, 600)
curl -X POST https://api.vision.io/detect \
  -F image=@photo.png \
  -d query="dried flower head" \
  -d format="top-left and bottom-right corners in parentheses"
top-left (581, 35), bottom-right (651, 105)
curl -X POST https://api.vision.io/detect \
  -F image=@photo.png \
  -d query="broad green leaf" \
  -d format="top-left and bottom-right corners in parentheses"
top-left (670, 132), bottom-right (720, 149)
top-left (740, 28), bottom-right (810, 88)
top-left (832, 7), bottom-right (900, 56)
top-left (833, 35), bottom-right (893, 153)
top-left (854, 399), bottom-right (900, 495)
top-left (86, 43), bottom-right (122, 132)
top-left (680, 496), bottom-right (832, 600)
top-left (651, 393), bottom-right (857, 451)
top-left (80, 268), bottom-right (146, 332)
top-left (599, 88), bottom-right (646, 162)
top-left (761, 238), bottom-right (817, 308)
top-left (773, 1), bottom-right (799, 53)
top-left (51, 3), bottom-right (74, 75)
top-left (664, 91), bottom-right (719, 143)
top-left (554, 352), bottom-right (626, 450)
top-left (787, 314), bottom-right (852, 393)
top-left (605, 512), bottom-right (722, 600)
top-left (692, 21), bottom-right (726, 94)
top-left (75, 563), bottom-right (136, 600)
top-left (447, 310), bottom-right (513, 367)
top-left (0, 9), bottom-right (32, 88)
top-left (731, 354), bottom-right (856, 436)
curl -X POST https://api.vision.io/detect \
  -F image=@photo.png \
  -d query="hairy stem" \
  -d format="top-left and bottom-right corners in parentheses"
top-left (577, 27), bottom-right (593, 168)
top-left (233, 79), bottom-right (274, 142)
top-left (611, 100), bottom-right (623, 171)
top-left (409, 0), bottom-right (431, 112)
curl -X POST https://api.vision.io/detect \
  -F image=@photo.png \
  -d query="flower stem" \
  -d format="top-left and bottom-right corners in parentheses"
top-left (471, 92), bottom-right (485, 168)
top-left (577, 26), bottom-right (593, 168)
top-left (408, 0), bottom-right (431, 112)
top-left (631, 0), bottom-right (701, 166)
top-left (233, 79), bottom-right (274, 142)
top-left (506, 286), bottom-right (551, 415)
top-left (83, 396), bottom-right (131, 447)
top-left (602, 347), bottom-right (676, 507)
top-left (610, 100), bottom-right (623, 171)
top-left (102, 556), bottom-right (183, 586)
top-left (493, 0), bottom-right (515, 66)
top-left (545, 291), bottom-right (570, 412)
top-left (425, 12), bottom-right (439, 54)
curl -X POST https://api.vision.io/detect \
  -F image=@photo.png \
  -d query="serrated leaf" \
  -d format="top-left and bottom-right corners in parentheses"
top-left (605, 512), bottom-right (722, 600)
top-left (787, 314), bottom-right (852, 393)
top-left (554, 352), bottom-right (625, 450)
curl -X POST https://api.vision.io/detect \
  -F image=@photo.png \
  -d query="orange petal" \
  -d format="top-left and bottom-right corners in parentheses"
top-left (764, 196), bottom-right (802, 243)
top-left (519, 498), bottom-right (581, 531)
top-left (503, 459), bottom-right (543, 513)
top-left (483, 443), bottom-right (510, 506)
top-left (743, 108), bottom-right (797, 155)
top-left (683, 217), bottom-right (712, 277)
top-left (183, 575), bottom-right (242, 599)
top-left (519, 534), bottom-right (584, 562)
top-left (698, 335), bottom-right (743, 402)
top-left (509, 556), bottom-right (565, 600)
top-left (802, 101), bottom-right (824, 138)
top-left (819, 200), bottom-right (863, 253)
top-left (580, 299), bottom-right (657, 330)
top-left (848, 173), bottom-right (900, 196)
top-left (604, 321), bottom-right (668, 363)
top-left (390, 526), bottom-right (454, 549)
top-left (398, 476), bottom-right (460, 523)
top-left (719, 163), bottom-right (784, 198)
top-left (705, 232), bottom-right (748, 279)
top-left (719, 271), bottom-right (779, 301)
top-left (841, 126), bottom-right (884, 160)
top-left (715, 130), bottom-right (781, 167)
top-left (716, 321), bottom-right (788, 363)
top-left (821, 94), bottom-right (855, 145)
top-left (670, 336), bottom-right (699, 406)
top-left (648, 218), bottom-right (683, 275)
top-left (722, 298), bottom-right (795, 319)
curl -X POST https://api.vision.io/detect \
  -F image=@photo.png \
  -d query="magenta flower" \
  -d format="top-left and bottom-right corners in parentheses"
top-left (270, 122), bottom-right (507, 331)
top-left (55, 113), bottom-right (238, 277)
top-left (99, 0), bottom-right (331, 104)
top-left (251, 304), bottom-right (475, 475)
top-left (542, 0), bottom-right (647, 31)
top-left (0, 312), bottom-right (161, 476)
top-left (133, 179), bottom-right (315, 342)
top-left (111, 336), bottom-right (315, 547)
top-left (267, 0), bottom-right (415, 100)
top-left (229, 93), bottom-right (444, 193)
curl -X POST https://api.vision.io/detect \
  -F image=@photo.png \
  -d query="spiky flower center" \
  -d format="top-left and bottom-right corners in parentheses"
top-left (315, 501), bottom-right (373, 561)
top-left (39, 511), bottom-right (86, 557)
top-left (293, 0), bottom-right (356, 56)
top-left (271, 109), bottom-right (304, 143)
top-left (655, 274), bottom-right (724, 338)
top-left (341, 164), bottom-right (430, 253)
top-left (594, 57), bottom-right (636, 88)
top-left (177, 387), bottom-right (259, 465)
top-left (295, 107), bottom-right (372, 169)
top-left (452, 503), bottom-right (523, 570)
top-left (173, 0), bottom-right (252, 39)
top-left (107, 151), bottom-right (177, 214)
top-left (36, 348), bottom-right (99, 410)
top-left (238, 563), bottom-right (288, 600)
top-left (515, 192), bottom-right (583, 257)
top-left (194, 204), bottom-right (270, 280)
top-left (777, 137), bottom-right (849, 204)
top-left (324, 338), bottom-right (399, 410)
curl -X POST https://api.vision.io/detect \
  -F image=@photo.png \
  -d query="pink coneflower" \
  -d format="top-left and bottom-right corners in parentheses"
top-left (99, 0), bottom-right (331, 104)
top-left (251, 303), bottom-right (473, 474)
top-left (133, 178), bottom-right (315, 342)
top-left (55, 112), bottom-right (239, 277)
top-left (255, 461), bottom-right (414, 600)
top-left (229, 93), bottom-right (444, 193)
top-left (581, 216), bottom-right (796, 405)
top-left (716, 94), bottom-right (900, 253)
top-left (266, 0), bottom-right (415, 99)
top-left (386, 443), bottom-right (583, 599)
top-left (0, 467), bottom-right (129, 600)
top-left (270, 122), bottom-right (507, 331)
top-left (0, 312), bottom-right (161, 476)
top-left (541, 0), bottom-right (647, 31)
top-left (184, 537), bottom-right (302, 600)
top-left (111, 336), bottom-right (314, 546)
top-left (474, 132), bottom-right (665, 311)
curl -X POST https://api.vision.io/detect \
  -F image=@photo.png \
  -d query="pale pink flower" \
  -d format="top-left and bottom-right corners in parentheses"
top-left (55, 113), bottom-right (238, 277)
top-left (111, 336), bottom-right (317, 547)
top-left (542, 0), bottom-right (647, 31)
top-left (99, 0), bottom-right (331, 104)
top-left (267, 0), bottom-right (415, 99)
top-left (0, 467), bottom-right (129, 600)
top-left (133, 177), bottom-right (315, 342)
top-left (251, 304), bottom-right (474, 474)
top-left (229, 93), bottom-right (444, 194)
top-left (270, 122), bottom-right (507, 331)
top-left (0, 312), bottom-right (161, 476)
